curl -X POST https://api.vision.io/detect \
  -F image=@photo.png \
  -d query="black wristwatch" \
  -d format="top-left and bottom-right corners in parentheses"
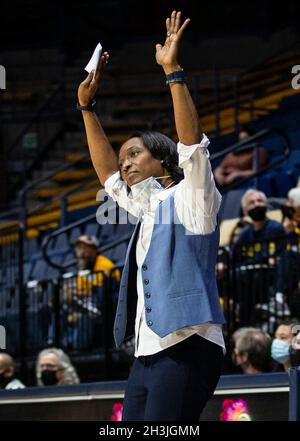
top-left (76, 99), bottom-right (96, 111)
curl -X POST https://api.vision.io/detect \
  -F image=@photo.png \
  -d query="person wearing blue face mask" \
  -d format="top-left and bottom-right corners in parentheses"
top-left (271, 321), bottom-right (298, 371)
top-left (271, 339), bottom-right (291, 367)
top-left (77, 10), bottom-right (225, 421)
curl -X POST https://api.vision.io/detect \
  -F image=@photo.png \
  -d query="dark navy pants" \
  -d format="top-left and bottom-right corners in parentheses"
top-left (122, 334), bottom-right (224, 421)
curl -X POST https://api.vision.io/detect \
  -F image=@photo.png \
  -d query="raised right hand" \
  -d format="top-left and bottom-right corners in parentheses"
top-left (77, 51), bottom-right (109, 106)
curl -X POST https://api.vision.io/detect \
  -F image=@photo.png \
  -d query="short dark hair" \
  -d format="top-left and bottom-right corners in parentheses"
top-left (235, 329), bottom-right (271, 372)
top-left (127, 131), bottom-right (184, 184)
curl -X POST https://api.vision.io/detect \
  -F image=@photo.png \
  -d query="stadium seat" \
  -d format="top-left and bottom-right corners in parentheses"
top-left (30, 259), bottom-right (50, 281)
top-left (271, 171), bottom-right (297, 197)
top-left (53, 233), bottom-right (69, 250)
top-left (69, 227), bottom-right (82, 244)
top-left (84, 223), bottom-right (99, 238)
top-left (24, 237), bottom-right (39, 256)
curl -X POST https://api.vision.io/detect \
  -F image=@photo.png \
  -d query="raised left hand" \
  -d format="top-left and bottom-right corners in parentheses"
top-left (155, 10), bottom-right (190, 71)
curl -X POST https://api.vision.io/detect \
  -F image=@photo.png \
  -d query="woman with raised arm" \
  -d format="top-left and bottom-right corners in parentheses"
top-left (78, 10), bottom-right (225, 421)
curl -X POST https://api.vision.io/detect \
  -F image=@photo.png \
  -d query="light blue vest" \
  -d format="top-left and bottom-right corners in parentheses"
top-left (113, 193), bottom-right (225, 348)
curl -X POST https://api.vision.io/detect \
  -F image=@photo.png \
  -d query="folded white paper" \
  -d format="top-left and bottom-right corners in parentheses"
top-left (85, 43), bottom-right (103, 75)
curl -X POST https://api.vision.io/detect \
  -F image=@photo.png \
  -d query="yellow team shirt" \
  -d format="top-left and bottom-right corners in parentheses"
top-left (77, 255), bottom-right (120, 294)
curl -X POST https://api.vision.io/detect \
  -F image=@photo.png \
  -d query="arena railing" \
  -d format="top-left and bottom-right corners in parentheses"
top-left (41, 205), bottom-right (300, 367)
top-left (221, 232), bottom-right (300, 336)
top-left (40, 200), bottom-right (134, 271)
top-left (22, 268), bottom-right (120, 381)
top-left (1, 225), bottom-right (299, 381)
top-left (0, 223), bottom-right (27, 379)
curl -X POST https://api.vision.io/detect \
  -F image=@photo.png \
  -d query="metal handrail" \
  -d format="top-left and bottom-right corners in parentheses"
top-left (41, 202), bottom-right (135, 271)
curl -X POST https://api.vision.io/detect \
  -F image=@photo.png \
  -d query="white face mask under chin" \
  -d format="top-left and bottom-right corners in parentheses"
top-left (128, 175), bottom-right (175, 210)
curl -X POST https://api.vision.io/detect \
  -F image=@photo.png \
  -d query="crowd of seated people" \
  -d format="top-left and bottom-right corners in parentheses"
top-left (2, 321), bottom-right (299, 389)
top-left (0, 232), bottom-right (123, 374)
top-left (1, 182), bottom-right (300, 387)
top-left (0, 348), bottom-right (79, 390)
top-left (217, 183), bottom-right (300, 335)
top-left (231, 321), bottom-right (300, 375)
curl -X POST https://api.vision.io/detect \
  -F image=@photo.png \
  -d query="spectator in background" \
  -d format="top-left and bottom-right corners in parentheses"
top-left (271, 320), bottom-right (298, 371)
top-left (60, 235), bottom-right (121, 350)
top-left (236, 189), bottom-right (285, 248)
top-left (216, 219), bottom-right (250, 282)
top-left (283, 187), bottom-right (300, 234)
top-left (232, 327), bottom-right (272, 374)
top-left (75, 235), bottom-right (117, 275)
top-left (0, 353), bottom-right (25, 390)
top-left (74, 234), bottom-right (120, 297)
top-left (233, 189), bottom-right (287, 328)
top-left (274, 187), bottom-right (300, 319)
top-left (229, 219), bottom-right (251, 247)
top-left (36, 347), bottom-right (80, 386)
top-left (214, 126), bottom-right (268, 188)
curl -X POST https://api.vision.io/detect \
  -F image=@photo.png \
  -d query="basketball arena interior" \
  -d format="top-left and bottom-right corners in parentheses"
top-left (0, 0), bottom-right (300, 423)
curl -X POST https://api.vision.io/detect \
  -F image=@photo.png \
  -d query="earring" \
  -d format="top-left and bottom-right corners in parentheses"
top-left (160, 160), bottom-right (164, 163)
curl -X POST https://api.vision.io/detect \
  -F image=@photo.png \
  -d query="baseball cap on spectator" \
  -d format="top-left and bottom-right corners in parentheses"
top-left (75, 235), bottom-right (99, 248)
top-left (288, 187), bottom-right (300, 207)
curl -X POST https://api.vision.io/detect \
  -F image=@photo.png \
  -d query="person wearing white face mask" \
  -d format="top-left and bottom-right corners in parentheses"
top-left (126, 173), bottom-right (175, 216)
top-left (271, 320), bottom-right (298, 371)
top-left (77, 11), bottom-right (225, 421)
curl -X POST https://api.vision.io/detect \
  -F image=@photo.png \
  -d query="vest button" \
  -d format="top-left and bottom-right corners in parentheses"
top-left (145, 293), bottom-right (151, 299)
top-left (144, 279), bottom-right (149, 285)
top-left (147, 320), bottom-right (153, 326)
top-left (142, 264), bottom-right (148, 271)
top-left (146, 307), bottom-right (152, 313)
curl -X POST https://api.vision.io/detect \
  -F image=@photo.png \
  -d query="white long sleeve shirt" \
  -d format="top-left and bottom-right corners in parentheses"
top-left (104, 134), bottom-right (225, 357)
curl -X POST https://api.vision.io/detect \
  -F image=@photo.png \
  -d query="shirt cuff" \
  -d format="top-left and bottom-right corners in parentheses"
top-left (104, 170), bottom-right (122, 197)
top-left (177, 133), bottom-right (210, 168)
